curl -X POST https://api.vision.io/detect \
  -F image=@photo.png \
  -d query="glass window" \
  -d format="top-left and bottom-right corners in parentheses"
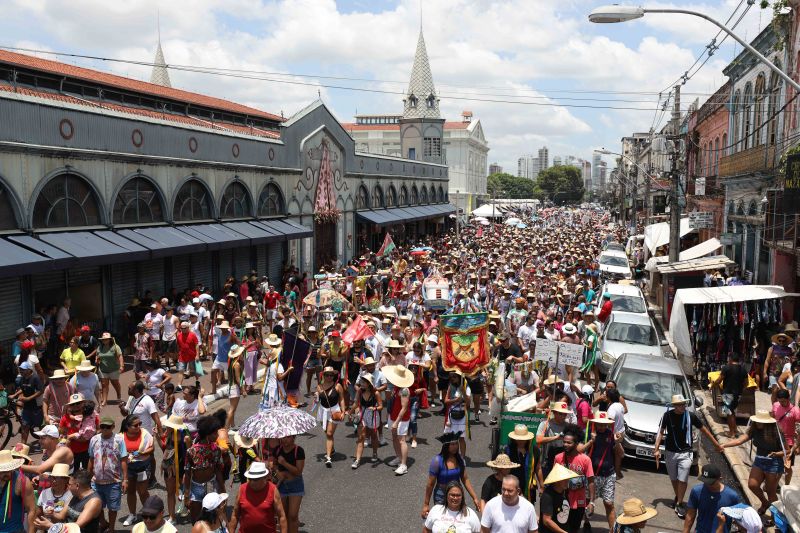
top-left (113, 176), bottom-right (164, 225)
top-left (173, 179), bottom-right (212, 222)
top-left (617, 368), bottom-right (689, 405)
top-left (438, 186), bottom-right (445, 203)
top-left (220, 181), bottom-right (252, 219)
top-left (258, 183), bottom-right (284, 217)
top-left (605, 322), bottom-right (657, 346)
top-left (423, 137), bottom-right (441, 158)
top-left (32, 173), bottom-right (102, 228)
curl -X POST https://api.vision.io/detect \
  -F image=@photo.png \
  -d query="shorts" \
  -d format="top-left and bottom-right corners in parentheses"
top-left (753, 454), bottom-right (785, 475)
top-left (212, 360), bottom-right (227, 371)
top-left (21, 409), bottom-right (43, 428)
top-left (163, 340), bottom-right (177, 353)
top-left (229, 385), bottom-right (241, 399)
top-left (467, 376), bottom-right (484, 395)
top-left (388, 417), bottom-right (409, 437)
top-left (278, 476), bottom-right (305, 497)
top-left (92, 482), bottom-right (122, 511)
top-left (665, 450), bottom-right (693, 482)
top-left (177, 361), bottom-right (195, 373)
top-left (190, 479), bottom-right (210, 502)
top-left (720, 393), bottom-right (740, 417)
top-left (360, 407), bottom-right (381, 430)
top-left (98, 369), bottom-right (120, 380)
top-left (265, 309), bottom-right (278, 320)
top-left (128, 459), bottom-right (152, 481)
top-left (594, 473), bottom-right (616, 503)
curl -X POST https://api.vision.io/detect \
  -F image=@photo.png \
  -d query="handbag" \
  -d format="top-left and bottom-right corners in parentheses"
top-left (331, 411), bottom-right (345, 422)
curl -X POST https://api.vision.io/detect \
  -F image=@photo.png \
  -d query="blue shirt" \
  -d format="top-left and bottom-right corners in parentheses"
top-left (687, 484), bottom-right (741, 533)
top-left (216, 332), bottom-right (232, 364)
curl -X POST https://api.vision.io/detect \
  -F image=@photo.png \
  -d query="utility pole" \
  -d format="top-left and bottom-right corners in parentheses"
top-left (645, 128), bottom-right (652, 227)
top-left (668, 84), bottom-right (682, 263)
top-left (631, 142), bottom-right (640, 236)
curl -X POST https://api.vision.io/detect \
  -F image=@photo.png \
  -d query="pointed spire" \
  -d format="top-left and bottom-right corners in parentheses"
top-left (150, 14), bottom-right (172, 88)
top-left (403, 29), bottom-right (439, 119)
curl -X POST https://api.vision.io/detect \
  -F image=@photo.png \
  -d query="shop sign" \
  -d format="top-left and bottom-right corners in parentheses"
top-left (688, 210), bottom-right (714, 229)
top-left (720, 232), bottom-right (742, 245)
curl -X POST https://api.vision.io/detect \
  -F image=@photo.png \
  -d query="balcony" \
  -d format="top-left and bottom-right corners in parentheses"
top-left (719, 144), bottom-right (776, 177)
top-left (763, 213), bottom-right (799, 253)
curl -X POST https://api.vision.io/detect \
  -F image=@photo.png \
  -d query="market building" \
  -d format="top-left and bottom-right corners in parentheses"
top-left (0, 48), bottom-right (452, 347)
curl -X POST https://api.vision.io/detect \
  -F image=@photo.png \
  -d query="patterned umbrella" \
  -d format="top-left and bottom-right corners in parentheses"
top-left (238, 404), bottom-right (317, 439)
top-left (302, 288), bottom-right (352, 310)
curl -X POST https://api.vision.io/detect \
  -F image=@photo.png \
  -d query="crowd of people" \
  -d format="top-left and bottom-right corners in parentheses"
top-left (2, 206), bottom-right (797, 532)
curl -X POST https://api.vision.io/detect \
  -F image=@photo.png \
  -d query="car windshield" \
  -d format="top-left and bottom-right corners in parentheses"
top-left (606, 322), bottom-right (657, 345)
top-left (605, 243), bottom-right (625, 252)
top-left (617, 368), bottom-right (689, 405)
top-left (600, 255), bottom-right (628, 267)
top-left (610, 295), bottom-right (647, 314)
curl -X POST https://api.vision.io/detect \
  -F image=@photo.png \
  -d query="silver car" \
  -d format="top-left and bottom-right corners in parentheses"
top-left (598, 311), bottom-right (662, 375)
top-left (607, 353), bottom-right (703, 470)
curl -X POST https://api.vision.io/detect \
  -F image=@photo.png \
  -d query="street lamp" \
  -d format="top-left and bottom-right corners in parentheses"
top-left (588, 5), bottom-right (800, 93)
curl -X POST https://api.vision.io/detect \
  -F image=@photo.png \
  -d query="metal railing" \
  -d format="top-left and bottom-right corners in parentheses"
top-left (763, 212), bottom-right (799, 252)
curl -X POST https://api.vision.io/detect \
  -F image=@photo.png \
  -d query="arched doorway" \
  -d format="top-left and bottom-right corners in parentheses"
top-left (315, 220), bottom-right (338, 270)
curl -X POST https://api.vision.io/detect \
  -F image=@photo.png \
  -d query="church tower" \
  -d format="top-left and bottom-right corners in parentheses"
top-left (400, 30), bottom-right (445, 164)
top-left (150, 27), bottom-right (172, 88)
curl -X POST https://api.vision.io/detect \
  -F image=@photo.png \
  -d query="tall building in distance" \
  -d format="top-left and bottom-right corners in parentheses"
top-left (489, 162), bottom-right (503, 175)
top-left (538, 146), bottom-right (549, 171)
top-left (582, 160), bottom-right (592, 191)
top-left (592, 152), bottom-right (602, 192)
top-left (552, 155), bottom-right (562, 167)
top-left (517, 155), bottom-right (538, 179)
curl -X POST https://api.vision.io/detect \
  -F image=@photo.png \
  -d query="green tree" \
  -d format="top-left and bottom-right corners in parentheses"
top-left (535, 166), bottom-right (585, 204)
top-left (486, 172), bottom-right (536, 199)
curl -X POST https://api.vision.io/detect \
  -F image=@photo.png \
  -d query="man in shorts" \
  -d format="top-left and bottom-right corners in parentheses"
top-left (653, 394), bottom-right (723, 519)
top-left (585, 411), bottom-right (618, 529)
top-left (88, 417), bottom-right (127, 533)
top-left (711, 353), bottom-right (749, 438)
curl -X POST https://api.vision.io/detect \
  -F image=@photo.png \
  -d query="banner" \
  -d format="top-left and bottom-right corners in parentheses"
top-left (499, 411), bottom-right (546, 447)
top-left (342, 314), bottom-right (373, 346)
top-left (378, 232), bottom-right (396, 257)
top-left (281, 331), bottom-right (310, 392)
top-left (440, 312), bottom-right (490, 377)
top-left (533, 338), bottom-right (584, 367)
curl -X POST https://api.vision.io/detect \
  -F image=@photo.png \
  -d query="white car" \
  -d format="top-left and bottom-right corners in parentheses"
top-left (598, 250), bottom-right (632, 280)
top-left (598, 311), bottom-right (662, 375)
top-left (596, 282), bottom-right (649, 318)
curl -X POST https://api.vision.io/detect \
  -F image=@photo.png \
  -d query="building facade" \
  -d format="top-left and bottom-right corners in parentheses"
top-left (488, 162), bottom-right (502, 174)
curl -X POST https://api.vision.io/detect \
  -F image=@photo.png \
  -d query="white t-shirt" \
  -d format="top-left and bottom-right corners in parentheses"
top-left (517, 325), bottom-right (534, 350)
top-left (172, 398), bottom-right (200, 432)
top-left (125, 394), bottom-right (158, 433)
top-left (145, 369), bottom-right (167, 396)
top-left (37, 487), bottom-right (72, 515)
top-left (424, 505), bottom-right (481, 533)
top-left (405, 350), bottom-right (432, 368)
top-left (480, 494), bottom-right (538, 533)
top-left (144, 312), bottom-right (163, 339)
top-left (607, 401), bottom-right (626, 434)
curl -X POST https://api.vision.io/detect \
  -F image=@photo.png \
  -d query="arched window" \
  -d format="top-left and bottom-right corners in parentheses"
top-left (714, 138), bottom-right (720, 175)
top-left (743, 83), bottom-right (753, 150)
top-left (356, 185), bottom-right (369, 210)
top-left (728, 201), bottom-right (735, 214)
top-left (737, 200), bottom-right (745, 216)
top-left (698, 144), bottom-right (705, 176)
top-left (753, 74), bottom-right (766, 147)
top-left (372, 185), bottom-right (384, 209)
top-left (113, 176), bottom-right (164, 225)
top-left (438, 186), bottom-right (445, 203)
top-left (399, 185), bottom-right (409, 206)
top-left (408, 94), bottom-right (418, 108)
top-left (731, 91), bottom-right (741, 152)
top-left (220, 181), bottom-right (252, 219)
top-left (722, 132), bottom-right (728, 158)
top-left (411, 185), bottom-right (419, 205)
top-left (257, 182), bottom-right (284, 217)
top-left (768, 70), bottom-right (781, 145)
top-left (0, 182), bottom-right (18, 230)
top-left (173, 179), bottom-right (213, 222)
top-left (386, 186), bottom-right (397, 208)
top-left (748, 199), bottom-right (758, 216)
top-left (32, 173), bottom-right (102, 229)
top-left (420, 186), bottom-right (429, 204)
top-left (426, 94), bottom-right (436, 109)
top-left (428, 185), bottom-right (436, 203)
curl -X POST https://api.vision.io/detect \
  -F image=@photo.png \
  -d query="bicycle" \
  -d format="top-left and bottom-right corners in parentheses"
top-left (0, 404), bottom-right (44, 450)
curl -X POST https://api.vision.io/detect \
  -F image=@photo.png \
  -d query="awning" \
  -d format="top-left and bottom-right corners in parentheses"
top-left (669, 285), bottom-right (800, 356)
top-left (117, 227), bottom-right (206, 258)
top-left (7, 234), bottom-right (77, 267)
top-left (261, 219), bottom-right (313, 240)
top-left (177, 224), bottom-right (247, 251)
top-left (643, 218), bottom-right (693, 254)
top-left (357, 209), bottom-right (395, 225)
top-left (222, 221), bottom-right (282, 245)
top-left (655, 255), bottom-right (734, 274)
top-left (278, 219), bottom-right (314, 238)
top-left (38, 231), bottom-right (149, 265)
top-left (645, 238), bottom-right (724, 272)
top-left (0, 238), bottom-right (57, 277)
top-left (471, 204), bottom-right (504, 218)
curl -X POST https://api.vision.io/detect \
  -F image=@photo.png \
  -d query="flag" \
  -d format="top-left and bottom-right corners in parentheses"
top-left (377, 232), bottom-right (396, 257)
top-left (281, 331), bottom-right (311, 392)
top-left (342, 314), bottom-right (373, 346)
top-left (440, 312), bottom-right (491, 377)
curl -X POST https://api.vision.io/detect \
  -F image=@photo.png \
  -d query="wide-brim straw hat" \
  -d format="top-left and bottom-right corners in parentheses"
top-left (75, 361), bottom-right (95, 372)
top-left (266, 334), bottom-right (282, 346)
top-left (385, 339), bottom-right (403, 349)
top-left (234, 432), bottom-right (255, 449)
top-left (162, 414), bottom-right (188, 431)
top-left (542, 375), bottom-right (562, 386)
top-left (67, 393), bottom-right (85, 405)
top-left (50, 369), bottom-right (69, 380)
top-left (750, 411), bottom-right (776, 424)
top-left (543, 463), bottom-right (580, 485)
top-left (228, 345), bottom-right (245, 359)
top-left (590, 411), bottom-right (615, 424)
top-left (508, 423), bottom-right (535, 441)
top-left (322, 366), bottom-right (338, 376)
top-left (49, 463), bottom-right (71, 478)
top-left (486, 453), bottom-right (521, 469)
top-left (359, 373), bottom-right (375, 386)
top-left (550, 401), bottom-right (571, 414)
top-left (562, 323), bottom-right (577, 335)
top-left (771, 333), bottom-right (792, 344)
top-left (383, 365), bottom-right (415, 388)
top-left (670, 394), bottom-right (690, 406)
top-left (10, 443), bottom-right (31, 462)
top-left (616, 497), bottom-right (658, 525)
top-left (784, 321), bottom-right (800, 333)
top-left (0, 450), bottom-right (24, 472)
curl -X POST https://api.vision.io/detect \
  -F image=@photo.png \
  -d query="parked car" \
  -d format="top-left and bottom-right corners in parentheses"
top-left (607, 353), bottom-right (703, 471)
top-left (598, 250), bottom-right (632, 280)
top-left (595, 282), bottom-right (649, 317)
top-left (603, 241), bottom-right (626, 254)
top-left (598, 311), bottom-right (662, 375)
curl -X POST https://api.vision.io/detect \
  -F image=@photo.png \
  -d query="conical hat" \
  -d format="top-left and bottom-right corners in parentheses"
top-left (543, 462), bottom-right (579, 485)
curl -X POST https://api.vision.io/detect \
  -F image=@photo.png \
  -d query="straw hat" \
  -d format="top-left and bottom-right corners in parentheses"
top-left (219, 321), bottom-right (231, 330)
top-left (228, 345), bottom-right (245, 359)
top-left (385, 339), bottom-right (403, 350)
top-left (234, 432), bottom-right (255, 449)
top-left (266, 333), bottom-right (282, 347)
top-left (562, 323), bottom-right (577, 335)
top-left (245, 322), bottom-right (256, 329)
top-left (322, 366), bottom-right (338, 376)
top-left (50, 369), bottom-right (68, 380)
top-left (99, 332), bottom-right (112, 340)
top-left (543, 463), bottom-right (579, 485)
top-left (10, 443), bottom-right (31, 462)
top-left (0, 450), bottom-right (24, 472)
top-left (750, 411), bottom-right (777, 424)
top-left (771, 332), bottom-right (791, 344)
top-left (486, 454), bottom-right (521, 470)
top-left (670, 394), bottom-right (690, 406)
top-left (542, 375), bottom-right (562, 386)
top-left (616, 497), bottom-right (658, 525)
top-left (75, 361), bottom-right (95, 372)
top-left (162, 414), bottom-right (188, 431)
top-left (508, 424), bottom-right (535, 441)
top-left (49, 463), bottom-right (71, 478)
top-left (359, 373), bottom-right (375, 386)
top-left (67, 393), bottom-right (85, 405)
top-left (383, 365), bottom-right (415, 388)
top-left (784, 321), bottom-right (800, 333)
top-left (550, 401), bottom-right (571, 414)
top-left (362, 357), bottom-right (376, 366)
top-left (590, 411), bottom-right (615, 424)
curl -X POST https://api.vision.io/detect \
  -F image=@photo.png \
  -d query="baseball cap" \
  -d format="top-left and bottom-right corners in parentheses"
top-left (99, 417), bottom-right (115, 428)
top-left (192, 297), bottom-right (200, 304)
top-left (698, 464), bottom-right (721, 484)
top-left (201, 492), bottom-right (229, 511)
top-left (80, 325), bottom-right (91, 333)
top-left (34, 425), bottom-right (60, 439)
top-left (141, 495), bottom-right (165, 515)
top-left (18, 361), bottom-right (33, 371)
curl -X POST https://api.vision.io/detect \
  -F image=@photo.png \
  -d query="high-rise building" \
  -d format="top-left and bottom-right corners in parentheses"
top-left (599, 162), bottom-right (608, 191)
top-left (582, 160), bottom-right (592, 191)
top-left (517, 155), bottom-right (537, 179)
top-left (552, 155), bottom-right (562, 166)
top-left (538, 147), bottom-right (549, 171)
top-left (489, 162), bottom-right (503, 175)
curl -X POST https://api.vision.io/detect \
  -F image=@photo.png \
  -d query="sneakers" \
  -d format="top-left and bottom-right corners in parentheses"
top-left (411, 440), bottom-right (418, 448)
top-left (675, 503), bottom-right (687, 519)
top-left (474, 412), bottom-right (480, 422)
top-left (388, 457), bottom-right (400, 467)
top-left (490, 417), bottom-right (498, 425)
top-left (351, 459), bottom-right (360, 469)
top-left (122, 514), bottom-right (137, 527)
top-left (372, 453), bottom-right (380, 463)
top-left (394, 464), bottom-right (408, 475)
top-left (325, 455), bottom-right (332, 468)
top-left (379, 437), bottom-right (388, 446)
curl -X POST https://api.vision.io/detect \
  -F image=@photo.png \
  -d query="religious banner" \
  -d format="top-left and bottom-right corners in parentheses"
top-left (281, 331), bottom-right (311, 393)
top-left (439, 312), bottom-right (490, 377)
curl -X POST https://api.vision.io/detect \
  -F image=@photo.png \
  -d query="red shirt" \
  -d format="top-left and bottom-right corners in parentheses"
top-left (389, 388), bottom-right (411, 421)
top-left (597, 300), bottom-right (613, 323)
top-left (238, 480), bottom-right (276, 533)
top-left (177, 330), bottom-right (199, 363)
top-left (554, 452), bottom-right (593, 509)
top-left (263, 292), bottom-right (280, 310)
top-left (59, 413), bottom-right (99, 454)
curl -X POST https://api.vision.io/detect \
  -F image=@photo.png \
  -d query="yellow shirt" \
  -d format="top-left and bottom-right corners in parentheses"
top-left (60, 348), bottom-right (86, 372)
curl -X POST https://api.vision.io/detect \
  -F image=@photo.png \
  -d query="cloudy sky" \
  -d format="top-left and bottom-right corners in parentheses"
top-left (2, 0), bottom-right (771, 174)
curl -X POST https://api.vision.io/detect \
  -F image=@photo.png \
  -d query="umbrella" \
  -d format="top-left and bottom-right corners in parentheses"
top-left (303, 289), bottom-right (351, 309)
top-left (238, 404), bottom-right (317, 439)
top-left (504, 217), bottom-right (521, 225)
top-left (410, 250), bottom-right (428, 257)
top-left (516, 223), bottom-right (528, 229)
top-left (480, 220), bottom-right (491, 226)
top-left (473, 216), bottom-right (488, 222)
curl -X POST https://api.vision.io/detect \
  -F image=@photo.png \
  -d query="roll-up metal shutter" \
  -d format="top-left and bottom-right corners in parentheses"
top-left (111, 262), bottom-right (137, 332)
top-left (31, 271), bottom-right (67, 313)
top-left (218, 249), bottom-right (233, 289)
top-left (234, 246), bottom-right (250, 279)
top-left (171, 255), bottom-right (191, 294)
top-left (0, 278), bottom-right (24, 342)
top-left (140, 259), bottom-right (165, 300)
top-left (256, 246), bottom-right (267, 279)
top-left (268, 243), bottom-right (285, 288)
top-left (67, 266), bottom-right (102, 287)
top-left (191, 253), bottom-right (212, 292)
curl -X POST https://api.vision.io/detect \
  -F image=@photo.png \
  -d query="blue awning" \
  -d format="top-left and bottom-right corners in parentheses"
top-left (222, 221), bottom-right (283, 245)
top-left (38, 231), bottom-right (149, 264)
top-left (262, 219), bottom-right (313, 240)
top-left (118, 227), bottom-right (206, 257)
top-left (356, 209), bottom-right (394, 226)
top-left (177, 224), bottom-right (249, 251)
top-left (7, 234), bottom-right (77, 268)
top-left (0, 238), bottom-right (58, 277)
